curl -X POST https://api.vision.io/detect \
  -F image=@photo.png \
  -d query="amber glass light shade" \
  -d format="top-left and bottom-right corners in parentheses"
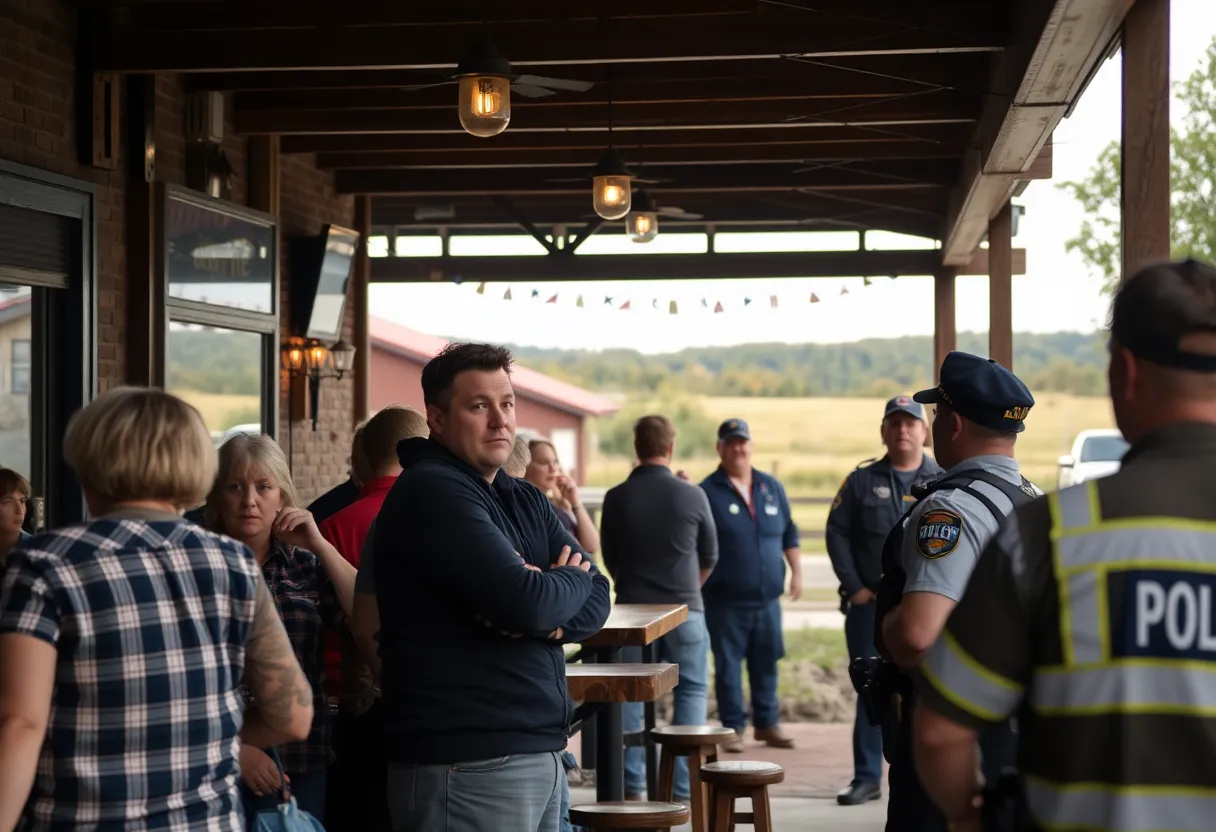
top-left (626, 211), bottom-right (658, 243)
top-left (593, 175), bottom-right (632, 220)
top-left (458, 75), bottom-right (511, 137)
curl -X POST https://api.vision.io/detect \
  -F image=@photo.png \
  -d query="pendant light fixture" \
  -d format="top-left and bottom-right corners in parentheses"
top-left (626, 189), bottom-right (659, 243)
top-left (454, 39), bottom-right (512, 138)
top-left (592, 147), bottom-right (633, 221)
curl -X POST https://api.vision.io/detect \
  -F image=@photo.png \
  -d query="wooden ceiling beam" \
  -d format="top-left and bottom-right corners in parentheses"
top-left (368, 248), bottom-right (1025, 283)
top-left (335, 160), bottom-right (959, 196)
top-left (314, 143), bottom-right (962, 171)
top-left (110, 0), bottom-right (999, 32)
top-left (189, 53), bottom-right (994, 93)
top-left (279, 122), bottom-right (970, 154)
top-left (93, 16), bottom-right (1004, 74)
top-left (941, 0), bottom-right (1131, 266)
top-left (235, 91), bottom-right (979, 135)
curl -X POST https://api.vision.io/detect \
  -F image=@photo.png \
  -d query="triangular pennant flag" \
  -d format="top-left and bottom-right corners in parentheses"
top-left (840, 286), bottom-right (850, 296)
top-left (701, 298), bottom-right (709, 307)
top-left (504, 288), bottom-right (513, 300)
top-left (810, 293), bottom-right (820, 303)
top-left (452, 275), bottom-right (464, 285)
top-left (476, 282), bottom-right (486, 294)
top-left (863, 277), bottom-right (873, 286)
top-left (531, 288), bottom-right (540, 298)
top-left (576, 295), bottom-right (584, 308)
top-left (652, 298), bottom-right (658, 309)
top-left (546, 293), bottom-right (558, 304)
top-left (744, 297), bottom-right (752, 306)
top-left (604, 296), bottom-right (613, 305)
top-left (620, 300), bottom-right (632, 310)
top-left (714, 301), bottom-right (724, 313)
top-left (669, 300), bottom-right (678, 314)
top-left (770, 295), bottom-right (779, 308)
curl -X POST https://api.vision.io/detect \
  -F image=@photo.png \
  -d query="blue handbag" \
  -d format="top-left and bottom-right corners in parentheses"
top-left (251, 748), bottom-right (326, 832)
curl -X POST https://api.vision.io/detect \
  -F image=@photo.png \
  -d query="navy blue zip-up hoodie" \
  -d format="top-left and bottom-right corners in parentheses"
top-left (374, 437), bottom-right (611, 765)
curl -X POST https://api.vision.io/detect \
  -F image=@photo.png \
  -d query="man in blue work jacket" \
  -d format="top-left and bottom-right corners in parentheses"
top-left (700, 418), bottom-right (802, 753)
top-left (825, 396), bottom-right (942, 806)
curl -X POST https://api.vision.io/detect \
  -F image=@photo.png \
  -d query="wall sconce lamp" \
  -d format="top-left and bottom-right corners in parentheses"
top-left (282, 339), bottom-right (356, 431)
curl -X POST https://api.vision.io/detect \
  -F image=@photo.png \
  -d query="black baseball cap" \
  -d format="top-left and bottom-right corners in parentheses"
top-left (717, 418), bottom-right (751, 442)
top-left (913, 351), bottom-right (1035, 433)
top-left (883, 395), bottom-right (925, 421)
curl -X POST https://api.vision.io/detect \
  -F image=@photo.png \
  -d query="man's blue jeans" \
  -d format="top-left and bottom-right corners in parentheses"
top-left (844, 599), bottom-right (884, 785)
top-left (704, 599), bottom-right (784, 732)
top-left (387, 751), bottom-right (562, 832)
top-left (622, 610), bottom-right (709, 799)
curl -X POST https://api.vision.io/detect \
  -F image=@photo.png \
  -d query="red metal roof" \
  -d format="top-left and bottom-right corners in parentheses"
top-left (369, 316), bottom-right (620, 418)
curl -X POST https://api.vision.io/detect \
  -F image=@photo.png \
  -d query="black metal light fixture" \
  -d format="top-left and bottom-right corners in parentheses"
top-left (282, 339), bottom-right (357, 431)
top-left (593, 147), bottom-right (633, 221)
top-left (454, 39), bottom-right (513, 138)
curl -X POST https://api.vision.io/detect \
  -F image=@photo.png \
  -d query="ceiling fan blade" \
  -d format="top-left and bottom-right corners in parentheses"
top-left (633, 176), bottom-right (671, 185)
top-left (395, 81), bottom-right (455, 93)
top-left (515, 75), bottom-right (595, 93)
top-left (543, 177), bottom-right (590, 183)
top-left (658, 207), bottom-right (704, 220)
top-left (512, 83), bottom-right (557, 99)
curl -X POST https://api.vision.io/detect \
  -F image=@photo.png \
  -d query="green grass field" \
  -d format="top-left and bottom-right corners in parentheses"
top-left (170, 389), bottom-right (262, 433)
top-left (587, 393), bottom-right (1115, 552)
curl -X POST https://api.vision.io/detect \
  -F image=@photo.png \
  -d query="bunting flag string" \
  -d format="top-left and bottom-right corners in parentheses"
top-left (457, 275), bottom-right (888, 315)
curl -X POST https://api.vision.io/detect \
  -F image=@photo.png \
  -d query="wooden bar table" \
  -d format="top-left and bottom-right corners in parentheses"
top-left (575, 603), bottom-right (688, 802)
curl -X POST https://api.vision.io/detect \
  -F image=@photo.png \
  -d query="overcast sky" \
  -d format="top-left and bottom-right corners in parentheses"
top-left (368, 2), bottom-right (1216, 355)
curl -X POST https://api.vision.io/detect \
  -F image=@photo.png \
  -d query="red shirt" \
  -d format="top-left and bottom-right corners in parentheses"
top-left (317, 475), bottom-right (397, 697)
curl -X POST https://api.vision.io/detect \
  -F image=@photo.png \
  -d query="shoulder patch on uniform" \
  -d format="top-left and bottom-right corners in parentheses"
top-left (830, 474), bottom-right (850, 511)
top-left (916, 508), bottom-right (963, 559)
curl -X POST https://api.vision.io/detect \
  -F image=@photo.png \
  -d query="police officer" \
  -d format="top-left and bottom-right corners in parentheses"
top-left (826, 395), bottom-right (943, 806)
top-left (874, 351), bottom-right (1040, 832)
top-left (914, 260), bottom-right (1216, 832)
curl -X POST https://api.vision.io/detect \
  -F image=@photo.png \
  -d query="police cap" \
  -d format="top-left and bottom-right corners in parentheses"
top-left (913, 351), bottom-right (1035, 433)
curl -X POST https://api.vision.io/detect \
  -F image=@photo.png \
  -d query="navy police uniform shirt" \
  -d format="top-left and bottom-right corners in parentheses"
top-left (825, 453), bottom-right (943, 598)
top-left (699, 467), bottom-right (799, 605)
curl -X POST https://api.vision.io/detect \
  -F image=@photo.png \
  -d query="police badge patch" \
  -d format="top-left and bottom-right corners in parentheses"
top-left (916, 509), bottom-right (963, 559)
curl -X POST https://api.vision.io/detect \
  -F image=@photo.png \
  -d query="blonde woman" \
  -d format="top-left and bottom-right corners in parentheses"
top-left (0, 387), bottom-right (311, 830)
top-left (525, 438), bottom-right (599, 553)
top-left (206, 434), bottom-right (356, 826)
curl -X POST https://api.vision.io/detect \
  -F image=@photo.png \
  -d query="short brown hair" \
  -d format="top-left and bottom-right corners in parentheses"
top-left (421, 342), bottom-right (514, 410)
top-left (64, 386), bottom-right (217, 509)
top-left (360, 406), bottom-right (429, 474)
top-left (0, 468), bottom-right (30, 500)
top-left (634, 414), bottom-right (677, 460)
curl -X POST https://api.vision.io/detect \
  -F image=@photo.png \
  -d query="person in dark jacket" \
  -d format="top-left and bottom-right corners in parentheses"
top-left (824, 396), bottom-right (942, 807)
top-left (374, 342), bottom-right (611, 832)
top-left (699, 418), bottom-right (802, 753)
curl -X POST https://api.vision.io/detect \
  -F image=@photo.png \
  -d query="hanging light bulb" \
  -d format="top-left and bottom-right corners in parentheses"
top-left (626, 189), bottom-right (659, 243)
top-left (592, 147), bottom-right (633, 220)
top-left (454, 40), bottom-right (513, 138)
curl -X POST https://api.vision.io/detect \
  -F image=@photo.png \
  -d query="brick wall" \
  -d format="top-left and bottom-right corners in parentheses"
top-left (0, 0), bottom-right (357, 504)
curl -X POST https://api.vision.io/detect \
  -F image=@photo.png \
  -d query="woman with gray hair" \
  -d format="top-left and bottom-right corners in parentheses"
top-left (0, 387), bottom-right (312, 830)
top-left (207, 433), bottom-right (357, 827)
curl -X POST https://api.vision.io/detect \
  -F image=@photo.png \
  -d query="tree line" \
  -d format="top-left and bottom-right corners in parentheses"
top-left (508, 330), bottom-right (1109, 399)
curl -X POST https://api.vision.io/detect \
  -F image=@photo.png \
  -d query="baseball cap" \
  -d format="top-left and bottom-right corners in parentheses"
top-left (717, 418), bottom-right (751, 442)
top-left (883, 395), bottom-right (925, 421)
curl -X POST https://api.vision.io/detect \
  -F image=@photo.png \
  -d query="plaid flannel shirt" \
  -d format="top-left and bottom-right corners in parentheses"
top-left (0, 514), bottom-right (260, 832)
top-left (256, 540), bottom-right (344, 774)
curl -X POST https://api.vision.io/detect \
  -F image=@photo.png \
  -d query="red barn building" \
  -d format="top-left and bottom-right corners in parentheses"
top-left (369, 317), bottom-right (618, 485)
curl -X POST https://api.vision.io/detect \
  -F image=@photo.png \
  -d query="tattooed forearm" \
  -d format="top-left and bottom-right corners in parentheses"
top-left (240, 575), bottom-right (314, 745)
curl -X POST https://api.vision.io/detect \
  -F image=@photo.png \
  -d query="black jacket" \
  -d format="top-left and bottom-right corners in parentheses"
top-left (824, 454), bottom-right (943, 597)
top-left (374, 437), bottom-right (612, 765)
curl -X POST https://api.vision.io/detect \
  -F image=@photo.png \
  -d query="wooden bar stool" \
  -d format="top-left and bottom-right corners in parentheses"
top-left (651, 725), bottom-right (737, 832)
top-left (700, 761), bottom-right (784, 832)
top-left (569, 801), bottom-right (690, 831)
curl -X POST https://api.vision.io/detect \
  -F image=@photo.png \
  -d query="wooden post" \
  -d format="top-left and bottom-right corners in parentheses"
top-left (1121, 0), bottom-right (1171, 281)
top-left (124, 74), bottom-right (161, 386)
top-left (988, 202), bottom-right (1014, 370)
top-left (247, 136), bottom-right (281, 216)
top-left (353, 195), bottom-right (372, 424)
top-left (933, 268), bottom-right (957, 380)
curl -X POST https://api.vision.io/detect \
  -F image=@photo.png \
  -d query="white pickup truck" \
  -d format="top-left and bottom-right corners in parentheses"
top-left (1057, 428), bottom-right (1130, 489)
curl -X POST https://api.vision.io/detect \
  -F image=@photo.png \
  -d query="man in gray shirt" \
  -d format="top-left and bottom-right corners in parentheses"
top-left (600, 414), bottom-right (718, 802)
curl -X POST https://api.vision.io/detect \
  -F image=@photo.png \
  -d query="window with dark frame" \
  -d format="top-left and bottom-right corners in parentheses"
top-left (11, 338), bottom-right (30, 394)
top-left (160, 185), bottom-right (279, 442)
